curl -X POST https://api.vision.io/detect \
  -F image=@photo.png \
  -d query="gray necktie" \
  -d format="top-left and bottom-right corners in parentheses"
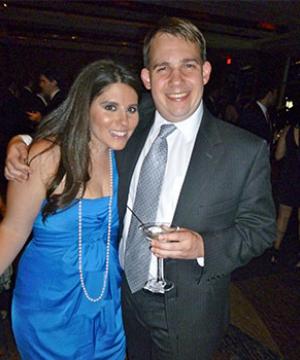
top-left (124, 124), bottom-right (176, 293)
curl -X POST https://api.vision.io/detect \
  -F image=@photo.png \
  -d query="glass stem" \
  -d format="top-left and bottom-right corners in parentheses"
top-left (157, 257), bottom-right (165, 283)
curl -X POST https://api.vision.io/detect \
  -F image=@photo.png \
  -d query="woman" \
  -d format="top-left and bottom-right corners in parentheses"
top-left (0, 60), bottom-right (140, 359)
top-left (271, 105), bottom-right (300, 265)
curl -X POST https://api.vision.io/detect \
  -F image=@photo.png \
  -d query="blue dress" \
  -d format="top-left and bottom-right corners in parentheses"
top-left (12, 153), bottom-right (125, 359)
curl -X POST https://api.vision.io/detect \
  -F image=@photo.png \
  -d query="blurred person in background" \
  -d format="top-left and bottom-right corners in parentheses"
top-left (271, 102), bottom-right (300, 265)
top-left (0, 78), bottom-right (29, 204)
top-left (239, 80), bottom-right (278, 144)
top-left (18, 73), bottom-right (46, 133)
top-left (27, 67), bottom-right (65, 123)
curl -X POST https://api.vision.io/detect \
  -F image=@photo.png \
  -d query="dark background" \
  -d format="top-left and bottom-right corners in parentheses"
top-left (0, 0), bottom-right (300, 106)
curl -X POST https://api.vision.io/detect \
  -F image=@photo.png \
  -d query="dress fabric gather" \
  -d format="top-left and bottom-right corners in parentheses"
top-left (12, 153), bottom-right (125, 359)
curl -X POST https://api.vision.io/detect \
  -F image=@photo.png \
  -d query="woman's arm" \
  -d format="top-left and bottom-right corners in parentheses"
top-left (0, 140), bottom-right (59, 275)
top-left (5, 135), bottom-right (32, 182)
top-left (274, 125), bottom-right (290, 161)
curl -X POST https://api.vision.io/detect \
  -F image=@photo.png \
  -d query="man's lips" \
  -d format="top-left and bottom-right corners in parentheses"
top-left (166, 92), bottom-right (189, 101)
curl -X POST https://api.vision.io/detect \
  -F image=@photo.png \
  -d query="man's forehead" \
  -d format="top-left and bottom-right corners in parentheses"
top-left (151, 32), bottom-right (196, 45)
top-left (40, 75), bottom-right (49, 81)
top-left (151, 35), bottom-right (199, 54)
top-left (149, 52), bottom-right (201, 70)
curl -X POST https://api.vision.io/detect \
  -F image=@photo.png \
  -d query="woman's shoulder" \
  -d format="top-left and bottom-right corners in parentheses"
top-left (28, 138), bottom-right (60, 161)
top-left (28, 139), bottom-right (61, 179)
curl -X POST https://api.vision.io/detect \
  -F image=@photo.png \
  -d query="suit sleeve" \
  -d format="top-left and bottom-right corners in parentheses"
top-left (201, 141), bottom-right (276, 278)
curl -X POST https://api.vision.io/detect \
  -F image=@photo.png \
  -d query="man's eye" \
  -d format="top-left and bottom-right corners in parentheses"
top-left (104, 104), bottom-right (116, 111)
top-left (185, 63), bottom-right (195, 69)
top-left (157, 66), bottom-right (167, 72)
top-left (128, 106), bottom-right (138, 114)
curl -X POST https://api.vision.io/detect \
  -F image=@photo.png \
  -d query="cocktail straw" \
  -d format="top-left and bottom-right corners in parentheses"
top-left (126, 205), bottom-right (145, 226)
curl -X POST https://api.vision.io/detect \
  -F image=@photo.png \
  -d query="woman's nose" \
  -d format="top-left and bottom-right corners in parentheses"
top-left (117, 110), bottom-right (129, 125)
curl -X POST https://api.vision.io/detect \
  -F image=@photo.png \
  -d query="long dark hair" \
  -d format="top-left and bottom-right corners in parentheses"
top-left (32, 60), bottom-right (140, 219)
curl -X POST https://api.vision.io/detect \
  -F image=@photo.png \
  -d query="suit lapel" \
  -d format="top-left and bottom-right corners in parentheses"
top-left (118, 104), bottom-right (224, 227)
top-left (172, 108), bottom-right (223, 225)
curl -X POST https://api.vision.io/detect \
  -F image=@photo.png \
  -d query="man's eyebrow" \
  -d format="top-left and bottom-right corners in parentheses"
top-left (151, 58), bottom-right (201, 70)
top-left (151, 62), bottom-right (169, 70)
top-left (182, 58), bottom-right (201, 64)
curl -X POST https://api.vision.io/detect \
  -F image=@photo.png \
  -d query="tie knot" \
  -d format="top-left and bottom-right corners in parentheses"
top-left (158, 124), bottom-right (176, 139)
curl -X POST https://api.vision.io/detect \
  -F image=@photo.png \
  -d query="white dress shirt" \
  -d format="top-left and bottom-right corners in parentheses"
top-left (119, 101), bottom-right (204, 280)
top-left (50, 88), bottom-right (60, 100)
top-left (256, 101), bottom-right (268, 121)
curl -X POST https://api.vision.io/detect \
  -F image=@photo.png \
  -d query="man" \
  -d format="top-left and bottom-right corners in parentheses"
top-left (39, 68), bottom-right (65, 114)
top-left (118, 18), bottom-right (275, 360)
top-left (18, 74), bottom-right (46, 134)
top-left (239, 81), bottom-right (278, 144)
top-left (18, 74), bottom-right (46, 115)
top-left (5, 18), bottom-right (275, 360)
top-left (26, 68), bottom-right (65, 122)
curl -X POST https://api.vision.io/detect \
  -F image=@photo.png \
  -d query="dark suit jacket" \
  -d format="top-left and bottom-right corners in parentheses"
top-left (239, 101), bottom-right (272, 143)
top-left (19, 87), bottom-right (46, 114)
top-left (43, 90), bottom-right (65, 116)
top-left (18, 87), bottom-right (46, 134)
top-left (116, 101), bottom-right (275, 358)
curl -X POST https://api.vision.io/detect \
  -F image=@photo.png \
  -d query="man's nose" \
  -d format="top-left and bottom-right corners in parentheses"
top-left (169, 68), bottom-right (183, 85)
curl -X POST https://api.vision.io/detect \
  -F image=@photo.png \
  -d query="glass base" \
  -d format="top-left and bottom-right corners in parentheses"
top-left (144, 279), bottom-right (174, 294)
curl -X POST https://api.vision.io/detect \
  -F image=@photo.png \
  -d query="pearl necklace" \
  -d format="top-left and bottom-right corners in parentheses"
top-left (78, 149), bottom-right (113, 302)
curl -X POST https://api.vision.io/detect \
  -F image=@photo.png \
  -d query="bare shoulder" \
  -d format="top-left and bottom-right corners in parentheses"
top-left (27, 139), bottom-right (61, 182)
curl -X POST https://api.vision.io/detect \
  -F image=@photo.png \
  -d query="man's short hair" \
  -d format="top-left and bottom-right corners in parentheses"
top-left (143, 17), bottom-right (207, 68)
top-left (41, 68), bottom-right (62, 87)
top-left (255, 80), bottom-right (277, 101)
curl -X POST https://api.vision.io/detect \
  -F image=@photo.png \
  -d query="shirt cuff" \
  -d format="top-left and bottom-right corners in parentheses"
top-left (197, 257), bottom-right (204, 267)
top-left (19, 135), bottom-right (33, 146)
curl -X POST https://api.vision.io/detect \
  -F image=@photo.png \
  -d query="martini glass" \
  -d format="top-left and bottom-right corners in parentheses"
top-left (139, 222), bottom-right (176, 293)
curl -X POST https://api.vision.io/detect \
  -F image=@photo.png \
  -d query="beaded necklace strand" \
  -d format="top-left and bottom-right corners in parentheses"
top-left (78, 149), bottom-right (113, 302)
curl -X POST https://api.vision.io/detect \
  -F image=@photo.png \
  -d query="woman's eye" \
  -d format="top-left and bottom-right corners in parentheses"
top-left (104, 104), bottom-right (117, 111)
top-left (128, 106), bottom-right (138, 114)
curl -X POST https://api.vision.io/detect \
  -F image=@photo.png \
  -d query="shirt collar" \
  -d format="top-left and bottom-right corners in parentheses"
top-left (24, 86), bottom-right (32, 93)
top-left (256, 100), bottom-right (267, 116)
top-left (153, 101), bottom-right (204, 142)
top-left (50, 88), bottom-right (60, 100)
